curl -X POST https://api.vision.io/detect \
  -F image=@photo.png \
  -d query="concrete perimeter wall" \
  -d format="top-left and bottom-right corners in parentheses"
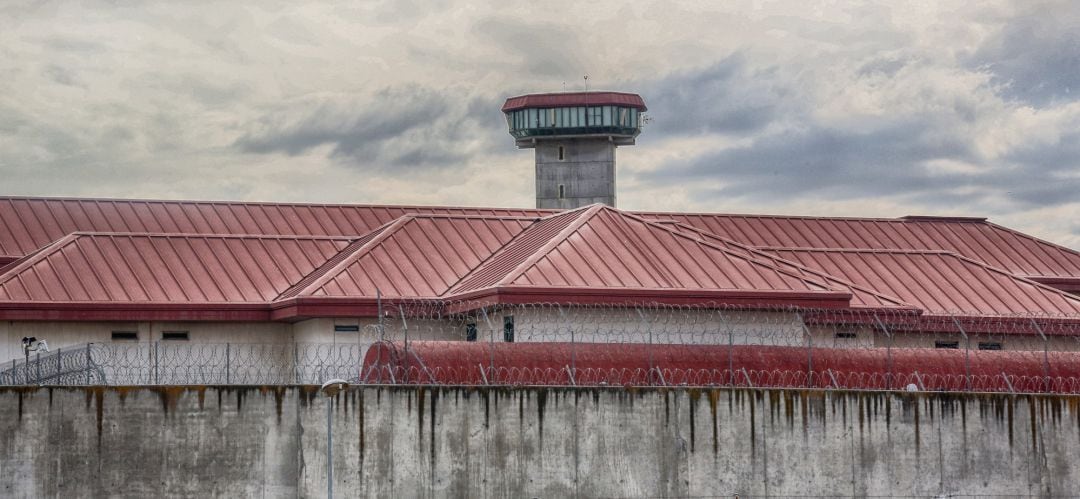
top-left (1, 386), bottom-right (1078, 497)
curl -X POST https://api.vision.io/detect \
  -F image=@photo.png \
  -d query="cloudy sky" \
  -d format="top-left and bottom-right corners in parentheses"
top-left (1, 1), bottom-right (1078, 248)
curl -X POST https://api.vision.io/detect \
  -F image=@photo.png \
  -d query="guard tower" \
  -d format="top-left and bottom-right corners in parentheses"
top-left (502, 91), bottom-right (647, 209)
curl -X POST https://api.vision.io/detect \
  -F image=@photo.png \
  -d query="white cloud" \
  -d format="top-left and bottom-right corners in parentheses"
top-left (0, 0), bottom-right (1077, 249)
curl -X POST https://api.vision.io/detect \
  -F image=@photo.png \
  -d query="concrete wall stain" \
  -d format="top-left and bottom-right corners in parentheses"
top-left (4, 386), bottom-right (1080, 496)
top-left (708, 389), bottom-right (719, 455)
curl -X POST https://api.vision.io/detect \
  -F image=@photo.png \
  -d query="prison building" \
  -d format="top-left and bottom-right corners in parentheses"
top-left (1, 90), bottom-right (1079, 367)
top-left (0, 198), bottom-right (1077, 368)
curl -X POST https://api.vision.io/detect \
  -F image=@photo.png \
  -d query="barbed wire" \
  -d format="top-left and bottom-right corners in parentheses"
top-left (2, 300), bottom-right (1078, 390)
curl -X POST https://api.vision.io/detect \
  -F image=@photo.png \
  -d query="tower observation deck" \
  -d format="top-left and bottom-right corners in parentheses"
top-left (502, 91), bottom-right (647, 209)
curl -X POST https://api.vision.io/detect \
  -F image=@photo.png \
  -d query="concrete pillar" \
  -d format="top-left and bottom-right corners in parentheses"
top-left (535, 139), bottom-right (617, 209)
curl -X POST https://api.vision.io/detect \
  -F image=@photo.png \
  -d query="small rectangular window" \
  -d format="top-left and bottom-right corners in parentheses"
top-left (503, 315), bottom-right (515, 343)
top-left (619, 108), bottom-right (628, 126)
top-left (934, 341), bottom-right (960, 349)
top-left (162, 331), bottom-right (189, 341)
top-left (558, 184), bottom-right (565, 199)
top-left (466, 322), bottom-right (477, 342)
top-left (834, 331), bottom-right (857, 339)
top-left (558, 145), bottom-right (564, 161)
top-left (111, 331), bottom-right (138, 341)
top-left (334, 325), bottom-right (360, 333)
top-left (978, 342), bottom-right (1003, 351)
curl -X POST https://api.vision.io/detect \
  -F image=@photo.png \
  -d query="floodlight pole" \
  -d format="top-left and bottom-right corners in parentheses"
top-left (320, 379), bottom-right (349, 499)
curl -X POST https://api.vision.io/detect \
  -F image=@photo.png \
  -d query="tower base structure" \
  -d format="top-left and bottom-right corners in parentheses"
top-left (535, 139), bottom-right (617, 209)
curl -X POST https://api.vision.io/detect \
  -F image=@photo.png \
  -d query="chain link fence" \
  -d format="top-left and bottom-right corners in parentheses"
top-left (2, 301), bottom-right (1079, 393)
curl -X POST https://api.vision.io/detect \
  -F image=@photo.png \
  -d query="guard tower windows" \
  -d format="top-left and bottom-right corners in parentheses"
top-left (588, 107), bottom-right (602, 126)
top-left (558, 145), bottom-right (564, 160)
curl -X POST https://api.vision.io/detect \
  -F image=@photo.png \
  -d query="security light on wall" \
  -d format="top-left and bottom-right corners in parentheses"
top-left (21, 337), bottom-right (48, 355)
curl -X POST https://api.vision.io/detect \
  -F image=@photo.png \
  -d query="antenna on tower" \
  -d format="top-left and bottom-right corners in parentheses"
top-left (583, 75), bottom-right (589, 126)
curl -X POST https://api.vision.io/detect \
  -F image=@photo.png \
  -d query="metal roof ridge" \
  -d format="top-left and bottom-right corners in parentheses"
top-left (487, 204), bottom-right (606, 288)
top-left (615, 209), bottom-right (856, 298)
top-left (762, 247), bottom-right (958, 255)
top-left (274, 217), bottom-right (414, 300)
top-left (666, 222), bottom-right (916, 309)
top-left (981, 220), bottom-right (1080, 258)
top-left (444, 205), bottom-right (603, 295)
top-left (635, 209), bottom-right (909, 222)
top-left (773, 247), bottom-right (1080, 310)
top-left (900, 215), bottom-right (988, 223)
top-left (395, 213), bottom-right (543, 222)
top-left (63, 230), bottom-right (358, 240)
top-left (0, 233), bottom-right (82, 287)
top-left (928, 250), bottom-right (1080, 304)
top-left (0, 195), bottom-right (553, 213)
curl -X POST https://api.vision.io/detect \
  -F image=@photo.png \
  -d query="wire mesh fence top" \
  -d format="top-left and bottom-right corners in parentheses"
top-left (1, 301), bottom-right (1078, 393)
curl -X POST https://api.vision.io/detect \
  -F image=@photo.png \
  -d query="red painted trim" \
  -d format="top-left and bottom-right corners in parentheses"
top-left (0, 301), bottom-right (271, 321)
top-left (502, 92), bottom-right (648, 112)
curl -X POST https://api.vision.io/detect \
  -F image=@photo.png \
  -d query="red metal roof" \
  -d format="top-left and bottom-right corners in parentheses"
top-left (280, 214), bottom-right (534, 299)
top-left (762, 248), bottom-right (1080, 316)
top-left (0, 196), bottom-right (1077, 320)
top-left (450, 205), bottom-right (851, 306)
top-left (363, 340), bottom-right (1080, 392)
top-left (501, 92), bottom-right (647, 112)
top-left (2, 197), bottom-right (1077, 289)
top-left (0, 232), bottom-right (351, 303)
top-left (0, 196), bottom-right (545, 261)
top-left (642, 212), bottom-right (1080, 283)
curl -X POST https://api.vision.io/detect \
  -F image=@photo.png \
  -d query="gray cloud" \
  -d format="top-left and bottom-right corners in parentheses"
top-left (0, 1), bottom-right (1078, 248)
top-left (472, 17), bottom-right (586, 78)
top-left (645, 119), bottom-right (974, 200)
top-left (637, 54), bottom-right (789, 138)
top-left (968, 5), bottom-right (1080, 107)
top-left (235, 86), bottom-right (506, 170)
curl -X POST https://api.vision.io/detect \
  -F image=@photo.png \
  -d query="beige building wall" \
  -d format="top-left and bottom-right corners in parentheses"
top-left (479, 308), bottom-right (806, 346)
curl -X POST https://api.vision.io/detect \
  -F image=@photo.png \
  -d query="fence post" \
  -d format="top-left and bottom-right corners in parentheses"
top-left (874, 314), bottom-right (892, 390)
top-left (293, 343), bottom-right (300, 384)
top-left (480, 306), bottom-right (495, 384)
top-left (154, 341), bottom-right (160, 385)
top-left (56, 347), bottom-right (61, 383)
top-left (85, 343), bottom-right (92, 385)
top-left (636, 308), bottom-right (652, 386)
top-left (951, 316), bottom-right (970, 391)
top-left (36, 352), bottom-right (41, 385)
top-left (398, 304), bottom-right (409, 385)
top-left (226, 342), bottom-right (231, 385)
top-left (1030, 318), bottom-right (1049, 392)
top-left (799, 314), bottom-right (813, 388)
